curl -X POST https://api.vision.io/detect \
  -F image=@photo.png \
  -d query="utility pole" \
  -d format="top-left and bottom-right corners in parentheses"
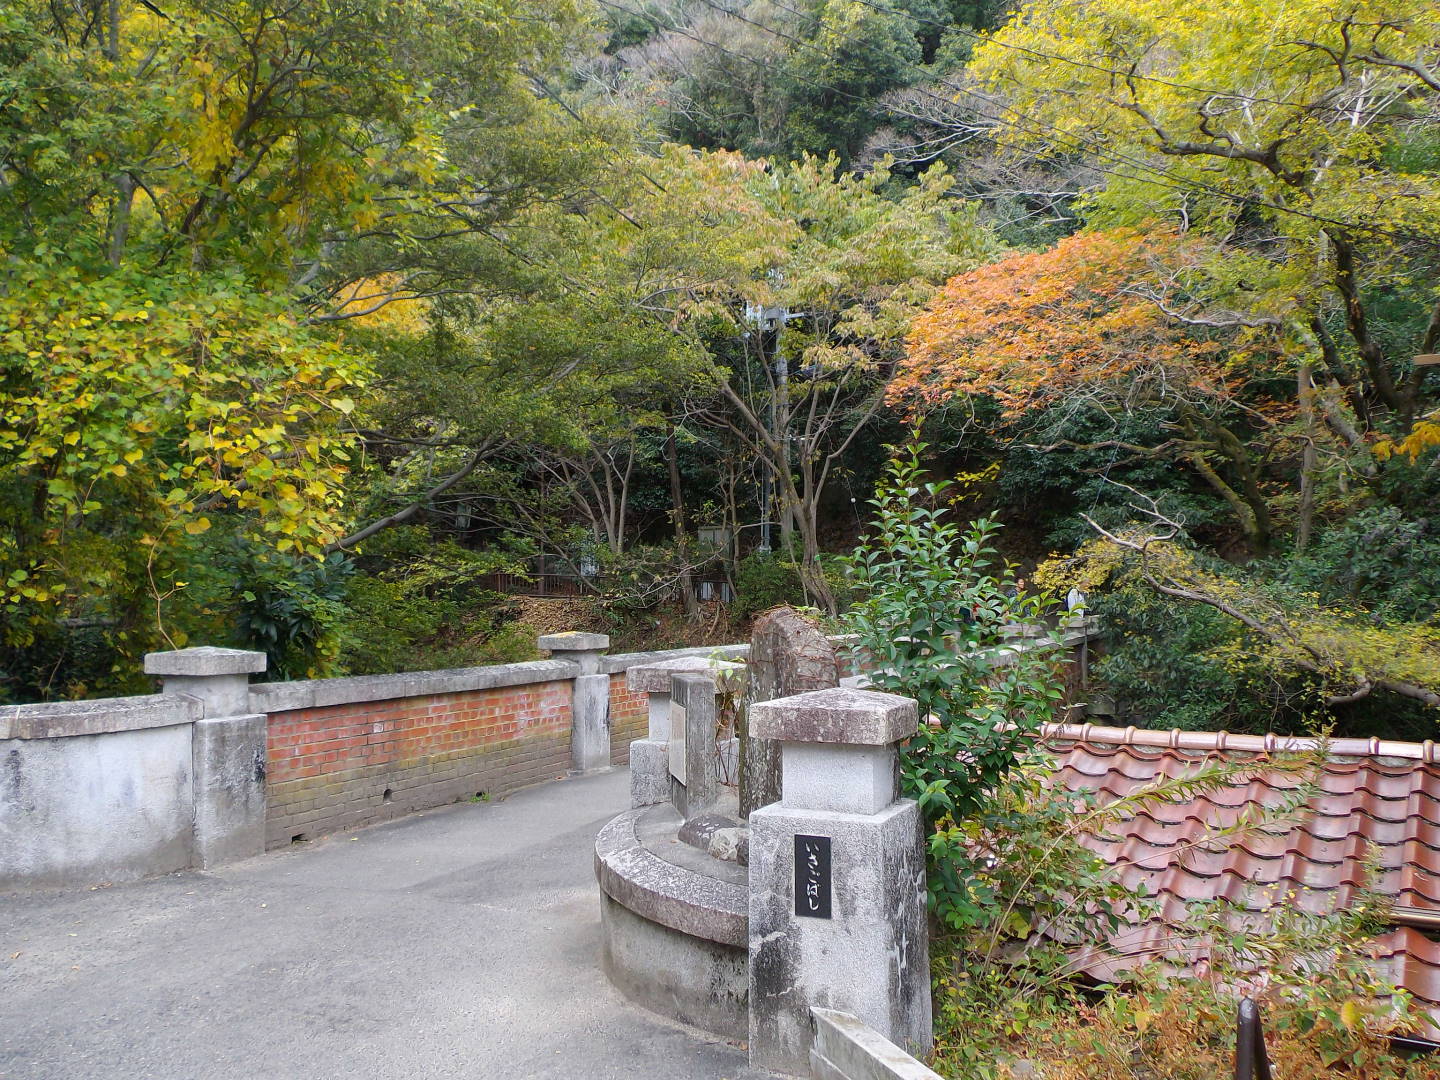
top-left (746, 299), bottom-right (789, 555)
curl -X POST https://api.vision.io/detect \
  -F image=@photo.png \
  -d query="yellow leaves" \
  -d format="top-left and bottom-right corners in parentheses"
top-left (2, 270), bottom-right (370, 604)
top-left (331, 275), bottom-right (429, 335)
top-left (1339, 999), bottom-right (1361, 1033)
top-left (1374, 416), bottom-right (1440, 463)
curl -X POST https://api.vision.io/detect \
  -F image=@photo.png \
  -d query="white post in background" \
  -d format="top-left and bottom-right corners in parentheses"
top-left (538, 632), bottom-right (612, 775)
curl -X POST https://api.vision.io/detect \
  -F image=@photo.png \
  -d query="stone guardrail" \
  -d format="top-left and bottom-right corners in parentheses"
top-left (0, 636), bottom-right (759, 892)
top-left (810, 1009), bottom-right (944, 1080)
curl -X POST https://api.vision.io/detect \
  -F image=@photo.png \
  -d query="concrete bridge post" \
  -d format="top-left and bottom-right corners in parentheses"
top-left (538, 632), bottom-right (613, 775)
top-left (745, 686), bottom-right (932, 1076)
top-left (144, 646), bottom-right (269, 869)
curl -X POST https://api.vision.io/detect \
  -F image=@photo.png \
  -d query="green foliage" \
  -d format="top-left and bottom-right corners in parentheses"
top-left (995, 406), bottom-right (1231, 550)
top-left (842, 438), bottom-right (1066, 926)
top-left (733, 551), bottom-right (808, 620)
top-left (0, 0), bottom-right (615, 695)
top-left (234, 554), bottom-right (352, 681)
top-left (0, 268), bottom-right (366, 674)
top-left (1089, 583), bottom-right (1315, 734)
top-left (338, 527), bottom-right (534, 675)
top-left (1277, 507), bottom-right (1440, 624)
top-left (1041, 526), bottom-right (1440, 735)
top-left (779, 0), bottom-right (923, 167)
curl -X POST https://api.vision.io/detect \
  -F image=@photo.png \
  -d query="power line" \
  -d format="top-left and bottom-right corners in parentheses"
top-left (662, 0), bottom-right (1440, 250)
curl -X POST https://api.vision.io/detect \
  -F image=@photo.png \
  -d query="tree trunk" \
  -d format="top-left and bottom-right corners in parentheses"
top-left (1296, 364), bottom-right (1318, 553)
top-left (666, 424), bottom-right (700, 621)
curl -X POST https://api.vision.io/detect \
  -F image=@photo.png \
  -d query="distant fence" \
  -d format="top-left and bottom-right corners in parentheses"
top-left (477, 571), bottom-right (734, 602)
top-left (477, 572), bottom-right (588, 598)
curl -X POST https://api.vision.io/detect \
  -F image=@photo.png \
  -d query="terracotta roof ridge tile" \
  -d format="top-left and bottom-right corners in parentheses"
top-left (1042, 723), bottom-right (1440, 763)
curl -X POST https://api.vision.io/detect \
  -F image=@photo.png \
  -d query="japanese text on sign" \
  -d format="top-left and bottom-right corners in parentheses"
top-left (794, 834), bottom-right (832, 919)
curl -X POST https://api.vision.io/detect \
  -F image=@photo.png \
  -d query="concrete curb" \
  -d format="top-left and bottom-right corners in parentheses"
top-left (810, 1009), bottom-right (944, 1080)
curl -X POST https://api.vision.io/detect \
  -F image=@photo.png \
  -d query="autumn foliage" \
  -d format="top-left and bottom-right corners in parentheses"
top-left (890, 228), bottom-right (1227, 417)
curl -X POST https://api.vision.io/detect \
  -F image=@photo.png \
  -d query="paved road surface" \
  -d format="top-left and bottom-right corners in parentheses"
top-left (1, 768), bottom-right (771, 1080)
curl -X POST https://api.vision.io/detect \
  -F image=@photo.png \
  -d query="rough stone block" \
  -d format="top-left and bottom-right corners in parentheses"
top-left (647, 693), bottom-right (672, 741)
top-left (629, 738), bottom-right (670, 808)
top-left (748, 800), bottom-right (931, 1076)
top-left (748, 687), bottom-right (917, 747)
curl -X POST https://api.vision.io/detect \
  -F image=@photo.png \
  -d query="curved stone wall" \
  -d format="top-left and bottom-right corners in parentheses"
top-left (594, 806), bottom-right (749, 1038)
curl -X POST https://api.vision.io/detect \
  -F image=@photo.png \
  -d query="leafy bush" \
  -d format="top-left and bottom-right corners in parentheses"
top-left (733, 550), bottom-right (808, 620)
top-left (234, 551), bottom-right (352, 680)
top-left (1042, 516), bottom-right (1440, 741)
top-left (1088, 584), bottom-right (1319, 734)
top-left (338, 527), bottom-right (534, 675)
top-left (1277, 506), bottom-right (1440, 623)
top-left (842, 439), bottom-right (1066, 928)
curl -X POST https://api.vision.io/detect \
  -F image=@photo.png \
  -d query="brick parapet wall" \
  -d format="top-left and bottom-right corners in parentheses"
top-left (265, 679), bottom-right (572, 848)
top-left (608, 675), bottom-right (649, 766)
top-left (258, 625), bottom-right (1099, 848)
top-left (260, 648), bottom-right (744, 847)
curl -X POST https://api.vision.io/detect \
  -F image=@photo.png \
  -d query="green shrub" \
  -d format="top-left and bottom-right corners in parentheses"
top-left (842, 439), bottom-right (1067, 928)
top-left (337, 527), bottom-right (534, 676)
top-left (1088, 584), bottom-right (1318, 734)
top-left (1277, 506), bottom-right (1440, 622)
top-left (733, 550), bottom-right (808, 619)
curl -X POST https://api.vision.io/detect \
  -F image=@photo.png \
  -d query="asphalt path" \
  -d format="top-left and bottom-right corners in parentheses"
top-left (1, 768), bottom-right (771, 1080)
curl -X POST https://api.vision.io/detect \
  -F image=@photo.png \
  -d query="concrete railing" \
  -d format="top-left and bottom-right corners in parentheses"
top-left (0, 635), bottom-right (753, 893)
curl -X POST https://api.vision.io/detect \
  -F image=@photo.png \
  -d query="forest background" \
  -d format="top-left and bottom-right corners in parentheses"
top-left (3, 0), bottom-right (1439, 743)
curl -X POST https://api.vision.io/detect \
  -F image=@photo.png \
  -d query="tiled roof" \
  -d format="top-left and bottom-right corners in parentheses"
top-left (1037, 722), bottom-right (1440, 1040)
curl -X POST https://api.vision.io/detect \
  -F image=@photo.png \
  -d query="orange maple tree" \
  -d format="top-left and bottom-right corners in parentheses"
top-left (890, 227), bottom-right (1288, 550)
top-left (891, 227), bottom-right (1231, 417)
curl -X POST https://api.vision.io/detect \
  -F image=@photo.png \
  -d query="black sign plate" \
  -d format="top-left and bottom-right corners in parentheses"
top-left (794, 834), bottom-right (832, 919)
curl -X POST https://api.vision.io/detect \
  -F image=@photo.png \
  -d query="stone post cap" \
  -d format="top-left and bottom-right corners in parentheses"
top-left (537, 631), bottom-right (610, 654)
top-left (144, 646), bottom-right (267, 678)
top-left (627, 655), bottom-right (744, 694)
top-left (748, 687), bottom-right (917, 746)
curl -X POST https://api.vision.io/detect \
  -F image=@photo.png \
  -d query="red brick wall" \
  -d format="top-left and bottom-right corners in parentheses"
top-left (608, 674), bottom-right (649, 766)
top-left (265, 680), bottom-right (572, 849)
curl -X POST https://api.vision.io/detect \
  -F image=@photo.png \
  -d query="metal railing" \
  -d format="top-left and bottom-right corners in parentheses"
top-left (1234, 998), bottom-right (1272, 1080)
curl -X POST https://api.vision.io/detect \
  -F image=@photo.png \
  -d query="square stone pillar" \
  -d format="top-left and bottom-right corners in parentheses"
top-left (746, 687), bottom-right (931, 1077)
top-left (538, 632), bottom-right (612, 775)
top-left (144, 646), bottom-right (269, 869)
top-left (624, 656), bottom-right (744, 808)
